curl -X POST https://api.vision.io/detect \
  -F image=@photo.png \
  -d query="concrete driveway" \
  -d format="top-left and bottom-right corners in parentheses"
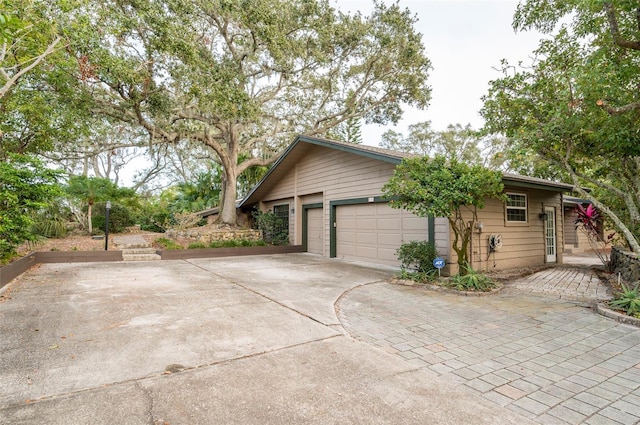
top-left (0, 254), bottom-right (534, 425)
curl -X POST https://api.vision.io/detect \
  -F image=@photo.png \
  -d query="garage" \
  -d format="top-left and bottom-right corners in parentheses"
top-left (335, 202), bottom-right (429, 267)
top-left (306, 207), bottom-right (324, 255)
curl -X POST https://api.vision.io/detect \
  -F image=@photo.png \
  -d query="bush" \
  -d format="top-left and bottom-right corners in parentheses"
top-left (92, 202), bottom-right (134, 233)
top-left (447, 264), bottom-right (496, 292)
top-left (253, 210), bottom-right (289, 245)
top-left (30, 202), bottom-right (70, 238)
top-left (208, 239), bottom-right (267, 248)
top-left (188, 242), bottom-right (207, 249)
top-left (396, 240), bottom-right (438, 273)
top-left (155, 237), bottom-right (183, 250)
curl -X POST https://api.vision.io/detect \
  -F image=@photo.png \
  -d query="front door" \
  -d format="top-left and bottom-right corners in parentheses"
top-left (545, 206), bottom-right (557, 263)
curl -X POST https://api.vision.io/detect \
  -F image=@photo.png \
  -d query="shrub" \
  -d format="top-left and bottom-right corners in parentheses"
top-left (447, 264), bottom-right (496, 292)
top-left (396, 240), bottom-right (438, 273)
top-left (92, 202), bottom-right (134, 233)
top-left (253, 210), bottom-right (289, 245)
top-left (155, 237), bottom-right (183, 250)
top-left (208, 239), bottom-right (267, 248)
top-left (609, 282), bottom-right (640, 318)
top-left (188, 242), bottom-right (207, 249)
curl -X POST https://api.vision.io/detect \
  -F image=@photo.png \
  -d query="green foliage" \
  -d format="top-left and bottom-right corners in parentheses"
top-left (208, 239), bottom-right (267, 248)
top-left (0, 154), bottom-right (62, 261)
top-left (481, 1), bottom-right (640, 253)
top-left (91, 202), bottom-right (134, 234)
top-left (188, 242), bottom-right (207, 249)
top-left (447, 264), bottom-right (496, 292)
top-left (51, 0), bottom-right (431, 224)
top-left (396, 240), bottom-right (438, 273)
top-left (155, 237), bottom-right (183, 250)
top-left (609, 283), bottom-right (640, 318)
top-left (253, 210), bottom-right (289, 245)
top-left (383, 155), bottom-right (505, 271)
top-left (65, 176), bottom-right (137, 234)
top-left (380, 122), bottom-right (485, 165)
top-left (30, 202), bottom-right (70, 238)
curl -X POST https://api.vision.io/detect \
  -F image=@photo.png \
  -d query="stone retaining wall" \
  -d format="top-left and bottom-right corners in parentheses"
top-left (611, 247), bottom-right (640, 283)
top-left (166, 228), bottom-right (262, 243)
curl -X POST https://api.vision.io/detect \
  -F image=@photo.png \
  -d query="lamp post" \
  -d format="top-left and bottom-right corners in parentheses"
top-left (105, 201), bottom-right (111, 251)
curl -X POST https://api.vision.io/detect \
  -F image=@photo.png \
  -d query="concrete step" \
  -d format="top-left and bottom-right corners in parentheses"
top-left (113, 235), bottom-right (152, 250)
top-left (123, 247), bottom-right (157, 255)
top-left (122, 252), bottom-right (161, 261)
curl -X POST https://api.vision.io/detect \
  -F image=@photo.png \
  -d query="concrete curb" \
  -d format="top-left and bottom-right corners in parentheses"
top-left (595, 303), bottom-right (640, 327)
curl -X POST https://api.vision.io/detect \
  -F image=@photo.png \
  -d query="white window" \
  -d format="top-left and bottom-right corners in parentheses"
top-left (506, 193), bottom-right (527, 223)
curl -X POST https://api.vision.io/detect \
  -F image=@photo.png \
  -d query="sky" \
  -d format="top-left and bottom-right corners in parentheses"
top-left (335, 0), bottom-right (546, 146)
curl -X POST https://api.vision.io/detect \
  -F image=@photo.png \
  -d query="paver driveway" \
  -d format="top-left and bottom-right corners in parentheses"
top-left (337, 277), bottom-right (640, 425)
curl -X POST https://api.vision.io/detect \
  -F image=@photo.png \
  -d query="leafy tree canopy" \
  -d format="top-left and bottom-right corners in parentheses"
top-left (481, 0), bottom-right (640, 252)
top-left (383, 155), bottom-right (504, 272)
top-left (48, 0), bottom-right (431, 224)
top-left (380, 122), bottom-right (487, 165)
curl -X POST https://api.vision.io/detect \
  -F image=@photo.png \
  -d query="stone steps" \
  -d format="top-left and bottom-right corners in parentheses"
top-left (113, 235), bottom-right (161, 261)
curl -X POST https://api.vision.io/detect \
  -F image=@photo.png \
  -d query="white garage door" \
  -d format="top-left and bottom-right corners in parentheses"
top-left (306, 208), bottom-right (324, 255)
top-left (336, 203), bottom-right (429, 267)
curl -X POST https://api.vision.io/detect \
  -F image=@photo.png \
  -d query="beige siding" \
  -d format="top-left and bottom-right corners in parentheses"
top-left (446, 188), bottom-right (564, 274)
top-left (258, 145), bottom-right (413, 256)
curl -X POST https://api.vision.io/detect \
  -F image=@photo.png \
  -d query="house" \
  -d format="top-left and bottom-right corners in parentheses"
top-left (239, 135), bottom-right (574, 274)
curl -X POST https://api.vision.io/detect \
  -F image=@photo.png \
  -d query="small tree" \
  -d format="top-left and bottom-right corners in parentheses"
top-left (574, 204), bottom-right (615, 271)
top-left (383, 155), bottom-right (505, 274)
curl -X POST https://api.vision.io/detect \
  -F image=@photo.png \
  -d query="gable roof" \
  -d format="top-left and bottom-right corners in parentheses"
top-left (240, 135), bottom-right (574, 207)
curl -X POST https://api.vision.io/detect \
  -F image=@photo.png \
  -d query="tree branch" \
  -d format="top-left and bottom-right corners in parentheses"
top-left (0, 36), bottom-right (63, 99)
top-left (604, 2), bottom-right (640, 50)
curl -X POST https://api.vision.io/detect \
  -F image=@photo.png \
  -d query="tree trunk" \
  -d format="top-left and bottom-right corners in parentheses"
top-left (218, 169), bottom-right (238, 225)
top-left (87, 203), bottom-right (93, 234)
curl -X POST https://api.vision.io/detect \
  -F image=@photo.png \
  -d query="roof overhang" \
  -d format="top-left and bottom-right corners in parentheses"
top-left (502, 173), bottom-right (574, 193)
top-left (239, 135), bottom-right (576, 208)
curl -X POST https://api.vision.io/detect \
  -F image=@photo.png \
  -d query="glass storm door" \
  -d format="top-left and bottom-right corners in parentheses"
top-left (545, 207), bottom-right (557, 263)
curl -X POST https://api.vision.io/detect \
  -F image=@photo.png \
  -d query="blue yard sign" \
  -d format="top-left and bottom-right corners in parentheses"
top-left (433, 257), bottom-right (445, 277)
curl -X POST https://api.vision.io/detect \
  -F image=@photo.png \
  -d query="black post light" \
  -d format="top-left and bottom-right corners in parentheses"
top-left (105, 200), bottom-right (111, 251)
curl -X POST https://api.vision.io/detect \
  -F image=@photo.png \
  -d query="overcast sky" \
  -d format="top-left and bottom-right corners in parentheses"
top-left (336, 0), bottom-right (545, 146)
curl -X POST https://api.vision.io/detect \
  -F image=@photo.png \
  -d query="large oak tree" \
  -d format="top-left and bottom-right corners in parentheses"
top-left (481, 0), bottom-right (640, 253)
top-left (54, 0), bottom-right (431, 224)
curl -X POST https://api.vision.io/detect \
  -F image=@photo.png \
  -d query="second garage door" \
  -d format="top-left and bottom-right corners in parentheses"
top-left (335, 202), bottom-right (429, 267)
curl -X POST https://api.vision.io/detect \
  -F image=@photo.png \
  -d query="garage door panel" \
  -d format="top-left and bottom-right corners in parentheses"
top-left (378, 248), bottom-right (398, 262)
top-left (379, 234), bottom-right (402, 246)
top-left (402, 216), bottom-right (427, 230)
top-left (336, 203), bottom-right (429, 267)
top-left (357, 218), bottom-right (377, 230)
top-left (378, 218), bottom-right (402, 230)
top-left (356, 246), bottom-right (377, 259)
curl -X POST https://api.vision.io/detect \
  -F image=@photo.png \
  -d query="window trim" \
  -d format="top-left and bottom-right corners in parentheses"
top-left (505, 192), bottom-right (528, 225)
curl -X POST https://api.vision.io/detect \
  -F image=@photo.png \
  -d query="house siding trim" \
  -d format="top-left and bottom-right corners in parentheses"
top-left (302, 202), bottom-right (323, 252)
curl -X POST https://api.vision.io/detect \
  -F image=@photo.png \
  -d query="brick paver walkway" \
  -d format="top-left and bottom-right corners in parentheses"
top-left (337, 268), bottom-right (640, 424)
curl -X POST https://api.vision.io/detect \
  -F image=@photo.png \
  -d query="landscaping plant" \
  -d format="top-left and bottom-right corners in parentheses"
top-left (396, 240), bottom-right (439, 282)
top-left (609, 283), bottom-right (640, 318)
top-left (447, 264), bottom-right (496, 292)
